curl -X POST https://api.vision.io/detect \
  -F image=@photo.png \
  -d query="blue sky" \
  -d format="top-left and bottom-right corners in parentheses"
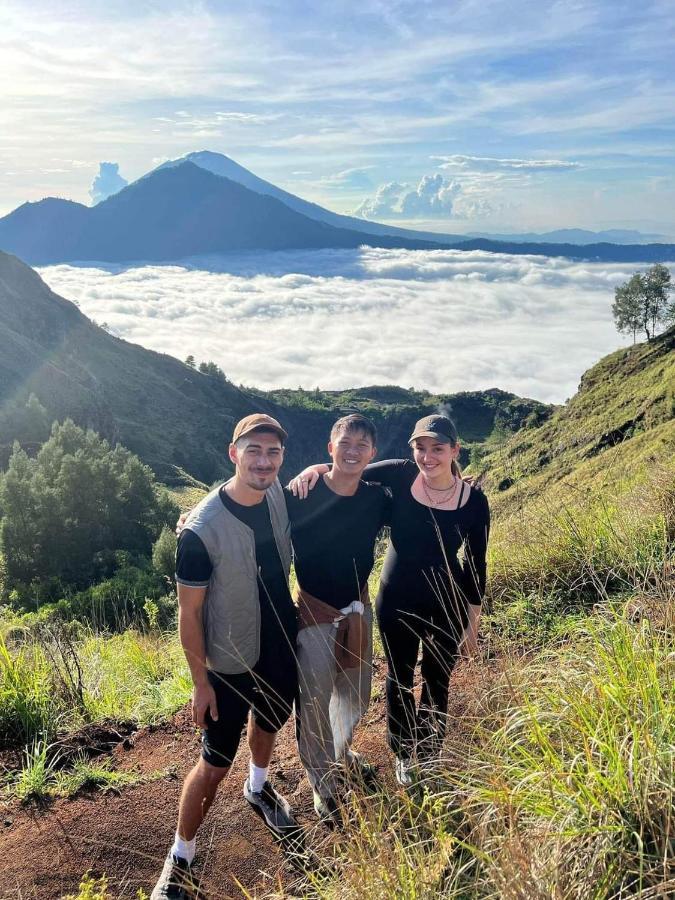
top-left (2, 0), bottom-right (674, 234)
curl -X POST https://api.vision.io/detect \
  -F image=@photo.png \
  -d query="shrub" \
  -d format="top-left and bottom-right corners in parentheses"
top-left (0, 420), bottom-right (179, 606)
top-left (152, 526), bottom-right (177, 582)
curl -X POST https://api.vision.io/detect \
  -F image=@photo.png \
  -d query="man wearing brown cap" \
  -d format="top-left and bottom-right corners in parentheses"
top-left (152, 414), bottom-right (299, 900)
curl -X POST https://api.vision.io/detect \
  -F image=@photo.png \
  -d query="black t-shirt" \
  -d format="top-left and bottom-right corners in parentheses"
top-left (175, 487), bottom-right (296, 664)
top-left (365, 459), bottom-right (490, 614)
top-left (284, 476), bottom-right (390, 610)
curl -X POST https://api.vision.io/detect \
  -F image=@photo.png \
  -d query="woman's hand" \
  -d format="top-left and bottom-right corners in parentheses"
top-left (287, 464), bottom-right (328, 498)
top-left (460, 605), bottom-right (481, 658)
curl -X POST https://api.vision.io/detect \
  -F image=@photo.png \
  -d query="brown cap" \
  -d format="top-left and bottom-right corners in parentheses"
top-left (408, 414), bottom-right (458, 445)
top-left (232, 413), bottom-right (288, 445)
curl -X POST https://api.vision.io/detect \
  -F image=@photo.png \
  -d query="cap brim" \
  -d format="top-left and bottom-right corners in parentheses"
top-left (237, 424), bottom-right (288, 442)
top-left (408, 430), bottom-right (452, 445)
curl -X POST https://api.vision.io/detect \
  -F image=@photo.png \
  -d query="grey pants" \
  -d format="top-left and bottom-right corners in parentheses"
top-left (296, 606), bottom-right (373, 800)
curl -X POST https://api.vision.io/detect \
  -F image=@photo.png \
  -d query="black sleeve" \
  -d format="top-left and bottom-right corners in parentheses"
top-left (364, 459), bottom-right (411, 489)
top-left (462, 492), bottom-right (490, 606)
top-left (175, 529), bottom-right (213, 587)
top-left (379, 486), bottom-right (393, 528)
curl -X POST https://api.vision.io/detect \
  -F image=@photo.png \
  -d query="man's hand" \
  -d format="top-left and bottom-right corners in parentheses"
top-left (192, 681), bottom-right (219, 728)
top-left (175, 511), bottom-right (188, 536)
top-left (463, 472), bottom-right (486, 492)
top-left (460, 605), bottom-right (481, 658)
top-left (287, 464), bottom-right (326, 498)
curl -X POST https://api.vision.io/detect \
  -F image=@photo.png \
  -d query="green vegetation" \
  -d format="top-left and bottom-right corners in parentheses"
top-left (64, 873), bottom-right (148, 900)
top-left (478, 325), bottom-right (675, 513)
top-left (0, 419), bottom-right (178, 607)
top-left (5, 740), bottom-right (147, 803)
top-left (0, 626), bottom-right (190, 747)
top-left (613, 263), bottom-right (673, 342)
top-left (291, 595), bottom-right (673, 900)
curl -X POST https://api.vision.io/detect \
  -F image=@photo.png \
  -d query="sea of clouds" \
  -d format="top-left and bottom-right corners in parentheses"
top-left (38, 248), bottom-right (637, 404)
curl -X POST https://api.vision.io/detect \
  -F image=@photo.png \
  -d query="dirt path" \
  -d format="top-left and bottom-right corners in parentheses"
top-left (0, 661), bottom-right (482, 899)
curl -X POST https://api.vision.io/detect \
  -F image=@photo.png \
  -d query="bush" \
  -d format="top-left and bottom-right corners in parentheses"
top-left (0, 420), bottom-right (179, 606)
top-left (152, 526), bottom-right (177, 582)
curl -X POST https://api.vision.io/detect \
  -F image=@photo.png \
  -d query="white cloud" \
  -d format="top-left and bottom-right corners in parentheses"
top-left (319, 166), bottom-right (375, 189)
top-left (356, 174), bottom-right (466, 218)
top-left (400, 174), bottom-right (460, 216)
top-left (435, 155), bottom-right (581, 173)
top-left (36, 248), bottom-right (648, 404)
top-left (354, 181), bottom-right (408, 217)
top-left (89, 162), bottom-right (128, 204)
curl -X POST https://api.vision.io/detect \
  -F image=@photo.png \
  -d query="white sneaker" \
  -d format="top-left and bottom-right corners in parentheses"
top-left (395, 756), bottom-right (416, 787)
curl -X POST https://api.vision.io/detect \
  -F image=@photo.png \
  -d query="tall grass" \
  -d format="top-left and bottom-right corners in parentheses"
top-left (267, 465), bottom-right (675, 900)
top-left (271, 599), bottom-right (673, 900)
top-left (0, 625), bottom-right (191, 748)
top-left (0, 631), bottom-right (60, 744)
top-left (463, 607), bottom-right (674, 898)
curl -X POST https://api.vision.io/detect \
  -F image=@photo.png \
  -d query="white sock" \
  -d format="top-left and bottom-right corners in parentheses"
top-left (249, 761), bottom-right (269, 793)
top-left (171, 832), bottom-right (196, 865)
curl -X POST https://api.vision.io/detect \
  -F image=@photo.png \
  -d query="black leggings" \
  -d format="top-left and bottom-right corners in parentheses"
top-left (377, 594), bottom-right (459, 760)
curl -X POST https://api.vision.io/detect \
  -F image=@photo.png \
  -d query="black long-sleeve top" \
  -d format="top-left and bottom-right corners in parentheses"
top-left (365, 459), bottom-right (490, 618)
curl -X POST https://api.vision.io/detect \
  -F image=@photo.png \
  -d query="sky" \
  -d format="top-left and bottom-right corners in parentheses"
top-left (38, 248), bottom-right (635, 404)
top-left (2, 0), bottom-right (675, 234)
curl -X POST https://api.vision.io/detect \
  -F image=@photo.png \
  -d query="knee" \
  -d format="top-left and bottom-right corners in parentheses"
top-left (197, 757), bottom-right (230, 787)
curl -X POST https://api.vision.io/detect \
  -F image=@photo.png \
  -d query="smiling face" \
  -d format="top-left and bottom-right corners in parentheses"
top-left (411, 435), bottom-right (460, 484)
top-left (228, 428), bottom-right (284, 492)
top-left (328, 427), bottom-right (376, 478)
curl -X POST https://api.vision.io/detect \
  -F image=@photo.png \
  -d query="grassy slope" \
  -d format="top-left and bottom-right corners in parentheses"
top-left (481, 326), bottom-right (675, 514)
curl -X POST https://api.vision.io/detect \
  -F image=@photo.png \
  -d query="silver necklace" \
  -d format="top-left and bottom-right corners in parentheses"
top-left (421, 475), bottom-right (458, 506)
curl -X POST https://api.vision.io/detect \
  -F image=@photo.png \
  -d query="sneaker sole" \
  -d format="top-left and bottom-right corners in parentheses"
top-left (244, 786), bottom-right (300, 841)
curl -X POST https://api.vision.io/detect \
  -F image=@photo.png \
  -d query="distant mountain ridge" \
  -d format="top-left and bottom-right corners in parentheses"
top-left (155, 151), bottom-right (456, 244)
top-left (467, 228), bottom-right (672, 245)
top-left (1, 150), bottom-right (674, 264)
top-left (160, 155), bottom-right (673, 246)
top-left (0, 163), bottom-right (446, 265)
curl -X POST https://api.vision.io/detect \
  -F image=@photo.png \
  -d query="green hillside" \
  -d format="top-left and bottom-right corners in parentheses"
top-left (481, 326), bottom-right (675, 511)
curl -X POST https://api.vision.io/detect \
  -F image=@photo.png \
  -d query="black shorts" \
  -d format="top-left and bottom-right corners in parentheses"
top-left (201, 661), bottom-right (297, 768)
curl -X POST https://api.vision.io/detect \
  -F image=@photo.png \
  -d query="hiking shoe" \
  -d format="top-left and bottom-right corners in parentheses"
top-left (313, 790), bottom-right (341, 827)
top-left (345, 754), bottom-right (380, 793)
top-left (243, 778), bottom-right (299, 840)
top-left (150, 853), bottom-right (204, 900)
top-left (394, 756), bottom-right (417, 787)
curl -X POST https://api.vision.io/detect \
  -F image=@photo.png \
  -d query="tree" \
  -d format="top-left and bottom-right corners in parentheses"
top-left (185, 354), bottom-right (196, 368)
top-left (612, 264), bottom-right (673, 342)
top-left (0, 420), bottom-right (178, 604)
top-left (643, 263), bottom-right (673, 337)
top-left (612, 274), bottom-right (643, 343)
top-left (0, 394), bottom-right (51, 462)
top-left (152, 525), bottom-right (177, 581)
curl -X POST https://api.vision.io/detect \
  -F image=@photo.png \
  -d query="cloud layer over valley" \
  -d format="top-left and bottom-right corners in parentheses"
top-left (38, 249), bottom-right (641, 404)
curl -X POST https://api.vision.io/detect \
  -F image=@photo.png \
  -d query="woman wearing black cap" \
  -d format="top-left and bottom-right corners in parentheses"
top-left (291, 415), bottom-right (490, 786)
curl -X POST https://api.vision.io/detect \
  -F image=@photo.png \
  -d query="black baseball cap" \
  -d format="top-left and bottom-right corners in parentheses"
top-left (408, 414), bottom-right (458, 445)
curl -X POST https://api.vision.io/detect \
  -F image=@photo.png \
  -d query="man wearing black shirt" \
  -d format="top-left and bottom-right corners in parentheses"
top-left (152, 415), bottom-right (298, 900)
top-left (285, 414), bottom-right (390, 821)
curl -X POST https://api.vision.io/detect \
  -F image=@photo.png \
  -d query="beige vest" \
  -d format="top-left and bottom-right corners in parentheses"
top-left (184, 478), bottom-right (291, 674)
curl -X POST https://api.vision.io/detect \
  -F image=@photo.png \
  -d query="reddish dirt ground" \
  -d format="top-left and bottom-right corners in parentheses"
top-left (0, 661), bottom-right (483, 900)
